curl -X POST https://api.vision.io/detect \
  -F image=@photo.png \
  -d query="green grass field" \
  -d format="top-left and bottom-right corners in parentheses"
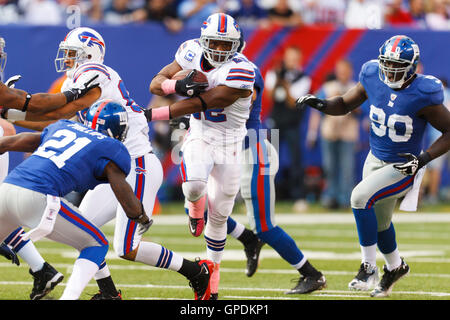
top-left (0, 201), bottom-right (449, 301)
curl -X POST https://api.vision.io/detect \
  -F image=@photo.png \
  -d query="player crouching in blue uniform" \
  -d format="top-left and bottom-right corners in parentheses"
top-left (296, 35), bottom-right (450, 297)
top-left (0, 100), bottom-right (152, 299)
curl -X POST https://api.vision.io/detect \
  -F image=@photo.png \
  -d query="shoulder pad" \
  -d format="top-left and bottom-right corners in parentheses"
top-left (73, 62), bottom-right (111, 83)
top-left (361, 59), bottom-right (379, 77)
top-left (417, 75), bottom-right (443, 94)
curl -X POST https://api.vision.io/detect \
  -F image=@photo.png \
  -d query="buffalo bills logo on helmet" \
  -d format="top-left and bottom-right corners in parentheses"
top-left (78, 32), bottom-right (105, 55)
top-left (135, 167), bottom-right (147, 175)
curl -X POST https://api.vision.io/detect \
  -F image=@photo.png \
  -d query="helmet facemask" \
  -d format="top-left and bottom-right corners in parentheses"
top-left (378, 56), bottom-right (415, 89)
top-left (200, 36), bottom-right (240, 68)
top-left (0, 37), bottom-right (7, 76)
top-left (55, 43), bottom-right (88, 73)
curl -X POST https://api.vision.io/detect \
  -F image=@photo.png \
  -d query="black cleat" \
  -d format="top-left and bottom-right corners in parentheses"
top-left (285, 274), bottom-right (327, 294)
top-left (348, 262), bottom-right (379, 291)
top-left (244, 238), bottom-right (265, 277)
top-left (210, 293), bottom-right (219, 300)
top-left (29, 262), bottom-right (64, 300)
top-left (189, 259), bottom-right (214, 300)
top-left (90, 290), bottom-right (123, 300)
top-left (371, 258), bottom-right (410, 297)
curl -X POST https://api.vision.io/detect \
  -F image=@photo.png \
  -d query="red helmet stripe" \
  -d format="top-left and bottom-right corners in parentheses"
top-left (91, 100), bottom-right (110, 130)
top-left (391, 36), bottom-right (403, 53)
top-left (220, 13), bottom-right (226, 33)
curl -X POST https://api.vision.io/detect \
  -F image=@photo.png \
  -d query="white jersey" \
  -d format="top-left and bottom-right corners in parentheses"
top-left (175, 39), bottom-right (254, 145)
top-left (62, 62), bottom-right (152, 158)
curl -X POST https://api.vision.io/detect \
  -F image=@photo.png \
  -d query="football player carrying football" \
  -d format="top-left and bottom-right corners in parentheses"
top-left (296, 35), bottom-right (450, 297)
top-left (148, 13), bottom-right (255, 298)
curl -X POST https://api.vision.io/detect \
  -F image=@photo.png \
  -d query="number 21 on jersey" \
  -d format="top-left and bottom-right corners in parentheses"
top-left (34, 129), bottom-right (91, 168)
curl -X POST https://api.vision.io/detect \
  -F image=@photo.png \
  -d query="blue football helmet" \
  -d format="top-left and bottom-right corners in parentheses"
top-left (0, 37), bottom-right (6, 77)
top-left (84, 99), bottom-right (129, 142)
top-left (378, 35), bottom-right (420, 89)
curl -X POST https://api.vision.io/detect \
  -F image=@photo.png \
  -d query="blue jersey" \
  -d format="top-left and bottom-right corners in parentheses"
top-left (5, 120), bottom-right (131, 197)
top-left (359, 60), bottom-right (444, 162)
top-left (244, 64), bottom-right (265, 149)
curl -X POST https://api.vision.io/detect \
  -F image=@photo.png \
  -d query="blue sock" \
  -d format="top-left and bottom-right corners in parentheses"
top-left (257, 226), bottom-right (303, 265)
top-left (352, 208), bottom-right (378, 246)
top-left (377, 223), bottom-right (397, 254)
top-left (227, 217), bottom-right (237, 234)
top-left (4, 227), bottom-right (30, 253)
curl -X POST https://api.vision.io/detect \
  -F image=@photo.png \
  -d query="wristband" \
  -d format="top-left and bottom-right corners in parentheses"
top-left (150, 106), bottom-right (171, 120)
top-left (161, 79), bottom-right (176, 95)
top-left (22, 93), bottom-right (31, 112)
top-left (6, 109), bottom-right (26, 121)
top-left (417, 152), bottom-right (432, 169)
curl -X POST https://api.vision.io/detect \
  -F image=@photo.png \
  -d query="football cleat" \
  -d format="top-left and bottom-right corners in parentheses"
top-left (244, 238), bottom-right (265, 277)
top-left (189, 259), bottom-right (214, 300)
top-left (210, 293), bottom-right (219, 300)
top-left (188, 217), bottom-right (205, 237)
top-left (370, 258), bottom-right (410, 297)
top-left (29, 262), bottom-right (64, 300)
top-left (90, 289), bottom-right (123, 300)
top-left (285, 274), bottom-right (327, 294)
top-left (348, 262), bottom-right (379, 291)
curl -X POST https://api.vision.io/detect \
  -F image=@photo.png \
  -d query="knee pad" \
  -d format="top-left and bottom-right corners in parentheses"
top-left (182, 180), bottom-right (207, 202)
top-left (350, 184), bottom-right (371, 209)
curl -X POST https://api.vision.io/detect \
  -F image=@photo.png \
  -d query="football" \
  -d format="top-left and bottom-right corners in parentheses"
top-left (172, 69), bottom-right (208, 85)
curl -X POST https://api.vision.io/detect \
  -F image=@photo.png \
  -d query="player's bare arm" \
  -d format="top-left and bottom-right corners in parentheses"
top-left (145, 85), bottom-right (251, 121)
top-left (0, 131), bottom-right (42, 154)
top-left (103, 161), bottom-right (149, 225)
top-left (22, 87), bottom-right (101, 122)
top-left (296, 82), bottom-right (368, 115)
top-left (12, 120), bottom-right (58, 132)
top-left (418, 104), bottom-right (450, 160)
top-left (0, 75), bottom-right (99, 114)
top-left (149, 60), bottom-right (183, 96)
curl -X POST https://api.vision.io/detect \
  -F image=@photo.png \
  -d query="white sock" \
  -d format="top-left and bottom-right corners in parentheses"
top-left (229, 220), bottom-right (245, 239)
top-left (94, 264), bottom-right (111, 280)
top-left (60, 258), bottom-right (99, 300)
top-left (17, 242), bottom-right (46, 272)
top-left (360, 244), bottom-right (377, 266)
top-left (135, 241), bottom-right (183, 272)
top-left (382, 248), bottom-right (402, 271)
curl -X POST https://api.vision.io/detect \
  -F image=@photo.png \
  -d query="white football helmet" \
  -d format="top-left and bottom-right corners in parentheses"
top-left (200, 13), bottom-right (241, 68)
top-left (55, 27), bottom-right (106, 74)
top-left (0, 37), bottom-right (6, 76)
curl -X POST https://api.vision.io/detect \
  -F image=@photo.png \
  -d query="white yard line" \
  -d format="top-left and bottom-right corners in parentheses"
top-left (0, 281), bottom-right (448, 298)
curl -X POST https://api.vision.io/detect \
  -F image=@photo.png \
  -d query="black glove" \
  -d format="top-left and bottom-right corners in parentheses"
top-left (5, 74), bottom-right (21, 88)
top-left (393, 152), bottom-right (431, 176)
top-left (169, 115), bottom-right (190, 130)
top-left (63, 74), bottom-right (99, 103)
top-left (296, 94), bottom-right (327, 111)
top-left (0, 242), bottom-right (20, 266)
top-left (175, 70), bottom-right (208, 97)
